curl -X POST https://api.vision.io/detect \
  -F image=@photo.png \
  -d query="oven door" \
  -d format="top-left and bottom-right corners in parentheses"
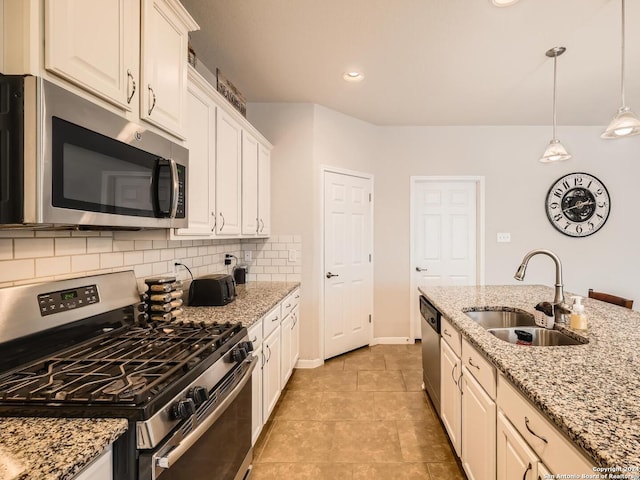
top-left (140, 356), bottom-right (256, 480)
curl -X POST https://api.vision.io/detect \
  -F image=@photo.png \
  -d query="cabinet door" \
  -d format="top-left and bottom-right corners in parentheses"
top-left (45, 0), bottom-right (138, 110)
top-left (73, 446), bottom-right (112, 480)
top-left (290, 305), bottom-right (300, 369)
top-left (216, 108), bottom-right (243, 235)
top-left (280, 314), bottom-right (293, 386)
top-left (440, 340), bottom-right (461, 457)
top-left (262, 327), bottom-right (281, 422)
top-left (141, 0), bottom-right (192, 138)
top-left (251, 344), bottom-right (264, 445)
top-left (257, 144), bottom-right (271, 236)
top-left (176, 72), bottom-right (216, 237)
top-left (497, 412), bottom-right (538, 480)
top-left (241, 131), bottom-right (259, 235)
top-left (461, 367), bottom-right (496, 480)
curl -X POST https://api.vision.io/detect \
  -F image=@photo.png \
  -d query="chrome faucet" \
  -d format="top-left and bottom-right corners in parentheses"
top-left (514, 249), bottom-right (571, 322)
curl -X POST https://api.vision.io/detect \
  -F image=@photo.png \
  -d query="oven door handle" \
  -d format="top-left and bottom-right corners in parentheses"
top-left (155, 356), bottom-right (257, 471)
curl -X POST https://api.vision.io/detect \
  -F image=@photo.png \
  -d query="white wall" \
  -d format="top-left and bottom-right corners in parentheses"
top-left (249, 101), bottom-right (640, 359)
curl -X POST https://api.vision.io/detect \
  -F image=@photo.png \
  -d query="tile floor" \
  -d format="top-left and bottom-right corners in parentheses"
top-left (251, 343), bottom-right (467, 480)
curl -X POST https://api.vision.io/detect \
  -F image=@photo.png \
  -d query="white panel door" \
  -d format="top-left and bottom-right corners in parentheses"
top-left (411, 178), bottom-right (479, 339)
top-left (323, 171), bottom-right (373, 359)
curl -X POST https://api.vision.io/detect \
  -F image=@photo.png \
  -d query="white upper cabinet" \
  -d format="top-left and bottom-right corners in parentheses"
top-left (216, 108), bottom-right (243, 235)
top-left (44, 0), bottom-right (139, 110)
top-left (242, 131), bottom-right (259, 235)
top-left (175, 67), bottom-right (216, 237)
top-left (140, 0), bottom-right (198, 139)
top-left (257, 144), bottom-right (271, 236)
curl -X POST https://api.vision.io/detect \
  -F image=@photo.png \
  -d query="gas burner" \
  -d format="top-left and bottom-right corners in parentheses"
top-left (104, 375), bottom-right (147, 399)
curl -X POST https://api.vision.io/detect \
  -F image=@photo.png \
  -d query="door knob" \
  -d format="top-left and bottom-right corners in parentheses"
top-left (326, 272), bottom-right (339, 278)
top-left (415, 267), bottom-right (428, 272)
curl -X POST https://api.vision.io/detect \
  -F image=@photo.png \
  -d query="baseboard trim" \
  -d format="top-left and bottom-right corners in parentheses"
top-left (371, 337), bottom-right (414, 345)
top-left (295, 358), bottom-right (323, 369)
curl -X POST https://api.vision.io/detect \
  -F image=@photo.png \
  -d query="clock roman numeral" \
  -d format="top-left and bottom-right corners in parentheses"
top-left (562, 180), bottom-right (570, 190)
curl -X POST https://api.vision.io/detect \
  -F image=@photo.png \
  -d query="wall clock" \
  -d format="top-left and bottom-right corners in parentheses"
top-left (545, 172), bottom-right (610, 237)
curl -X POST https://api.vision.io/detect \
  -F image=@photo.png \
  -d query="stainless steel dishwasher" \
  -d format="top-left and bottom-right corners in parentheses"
top-left (420, 295), bottom-right (441, 415)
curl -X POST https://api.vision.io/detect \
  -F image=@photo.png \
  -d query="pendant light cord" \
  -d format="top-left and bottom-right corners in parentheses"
top-left (621, 0), bottom-right (626, 108)
top-left (552, 54), bottom-right (558, 141)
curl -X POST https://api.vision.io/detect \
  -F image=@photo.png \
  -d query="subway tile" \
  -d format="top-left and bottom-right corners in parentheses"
top-left (174, 247), bottom-right (187, 258)
top-left (36, 256), bottom-right (71, 277)
top-left (167, 240), bottom-right (181, 248)
top-left (265, 251), bottom-right (279, 259)
top-left (271, 243), bottom-right (285, 251)
top-left (257, 259), bottom-right (272, 266)
top-left (0, 259), bottom-right (35, 282)
top-left (100, 252), bottom-right (124, 269)
top-left (71, 254), bottom-right (101, 272)
top-left (71, 230), bottom-right (100, 237)
top-left (112, 240), bottom-right (134, 252)
top-left (99, 231), bottom-right (113, 237)
top-left (143, 249), bottom-right (161, 263)
top-left (198, 246), bottom-right (209, 256)
top-left (35, 231), bottom-right (70, 237)
top-left (256, 274), bottom-right (272, 281)
top-left (160, 249), bottom-right (175, 261)
top-left (152, 261), bottom-right (169, 274)
top-left (250, 266), bottom-right (264, 274)
top-left (207, 246), bottom-right (217, 255)
top-left (179, 240), bottom-right (193, 247)
top-left (278, 235), bottom-right (294, 243)
top-left (278, 251), bottom-right (289, 259)
top-left (134, 240), bottom-right (153, 251)
top-left (152, 240), bottom-right (168, 249)
top-left (187, 247), bottom-right (198, 257)
top-left (55, 238), bottom-right (86, 256)
top-left (14, 238), bottom-right (54, 258)
top-left (0, 240), bottom-right (13, 260)
top-left (279, 266), bottom-right (294, 274)
top-left (271, 274), bottom-right (287, 281)
top-left (134, 263), bottom-right (153, 278)
top-left (192, 256), bottom-right (203, 267)
top-left (272, 259), bottom-right (286, 266)
top-left (123, 251), bottom-right (144, 266)
top-left (264, 266), bottom-right (279, 274)
top-left (87, 237), bottom-right (112, 253)
top-left (53, 273), bottom-right (80, 281)
top-left (0, 230), bottom-right (34, 238)
top-left (247, 273), bottom-right (257, 282)
top-left (286, 274), bottom-right (302, 282)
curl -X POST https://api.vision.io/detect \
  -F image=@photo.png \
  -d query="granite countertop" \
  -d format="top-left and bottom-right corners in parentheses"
top-left (181, 281), bottom-right (300, 326)
top-left (418, 284), bottom-right (640, 469)
top-left (0, 281), bottom-right (300, 480)
top-left (0, 418), bottom-right (127, 480)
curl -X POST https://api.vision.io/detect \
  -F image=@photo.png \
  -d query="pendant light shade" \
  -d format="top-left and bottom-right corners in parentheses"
top-left (602, 0), bottom-right (640, 139)
top-left (540, 47), bottom-right (571, 163)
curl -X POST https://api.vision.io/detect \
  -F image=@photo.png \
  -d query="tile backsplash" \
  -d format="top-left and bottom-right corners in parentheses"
top-left (0, 231), bottom-right (301, 292)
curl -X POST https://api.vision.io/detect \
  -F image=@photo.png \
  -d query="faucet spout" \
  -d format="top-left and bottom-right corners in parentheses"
top-left (514, 249), bottom-right (567, 320)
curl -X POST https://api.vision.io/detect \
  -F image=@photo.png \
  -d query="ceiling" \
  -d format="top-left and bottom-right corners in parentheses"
top-left (181, 0), bottom-right (640, 126)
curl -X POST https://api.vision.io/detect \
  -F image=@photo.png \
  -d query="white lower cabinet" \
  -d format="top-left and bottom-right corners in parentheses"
top-left (497, 412), bottom-right (539, 480)
top-left (280, 313), bottom-right (292, 386)
top-left (73, 446), bottom-right (112, 480)
top-left (251, 342), bottom-right (264, 445)
top-left (262, 325), bottom-right (281, 422)
top-left (290, 304), bottom-right (300, 368)
top-left (461, 366), bottom-right (496, 480)
top-left (440, 340), bottom-right (461, 456)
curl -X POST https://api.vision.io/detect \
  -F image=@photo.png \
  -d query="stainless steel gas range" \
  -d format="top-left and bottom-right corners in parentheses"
top-left (0, 271), bottom-right (255, 480)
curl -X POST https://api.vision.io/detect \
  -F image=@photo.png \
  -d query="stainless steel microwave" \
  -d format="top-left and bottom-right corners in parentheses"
top-left (0, 74), bottom-right (188, 229)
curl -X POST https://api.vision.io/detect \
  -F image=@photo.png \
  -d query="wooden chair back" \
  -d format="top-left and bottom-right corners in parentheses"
top-left (587, 289), bottom-right (634, 309)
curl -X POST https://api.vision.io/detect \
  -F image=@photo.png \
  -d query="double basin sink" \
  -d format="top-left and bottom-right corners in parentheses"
top-left (464, 309), bottom-right (585, 346)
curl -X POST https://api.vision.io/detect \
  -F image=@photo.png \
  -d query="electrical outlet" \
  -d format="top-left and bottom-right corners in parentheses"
top-left (497, 232), bottom-right (511, 243)
top-left (288, 249), bottom-right (297, 262)
top-left (244, 251), bottom-right (252, 262)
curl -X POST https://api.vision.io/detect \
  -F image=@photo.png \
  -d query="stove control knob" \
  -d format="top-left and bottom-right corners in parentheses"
top-left (136, 302), bottom-right (147, 312)
top-left (171, 398), bottom-right (196, 420)
top-left (242, 341), bottom-right (254, 353)
top-left (231, 347), bottom-right (248, 362)
top-left (188, 386), bottom-right (209, 407)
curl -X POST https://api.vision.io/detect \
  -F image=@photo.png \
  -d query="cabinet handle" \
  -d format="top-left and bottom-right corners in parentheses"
top-left (443, 329), bottom-right (452, 338)
top-left (522, 462), bottom-right (532, 480)
top-left (219, 212), bottom-right (225, 231)
top-left (451, 363), bottom-right (457, 384)
top-left (524, 417), bottom-right (548, 444)
top-left (266, 344), bottom-right (272, 362)
top-left (211, 212), bottom-right (217, 232)
top-left (261, 350), bottom-right (266, 368)
top-left (468, 358), bottom-right (480, 370)
top-left (147, 85), bottom-right (156, 115)
top-left (286, 303), bottom-right (291, 308)
top-left (272, 315), bottom-right (279, 322)
top-left (127, 69), bottom-right (136, 104)
top-left (259, 218), bottom-right (265, 233)
top-left (256, 218), bottom-right (260, 234)
top-left (295, 294), bottom-right (300, 299)
top-left (251, 336), bottom-right (257, 343)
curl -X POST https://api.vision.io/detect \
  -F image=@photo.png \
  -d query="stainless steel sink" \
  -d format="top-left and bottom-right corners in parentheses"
top-left (464, 309), bottom-right (537, 329)
top-left (487, 327), bottom-right (585, 346)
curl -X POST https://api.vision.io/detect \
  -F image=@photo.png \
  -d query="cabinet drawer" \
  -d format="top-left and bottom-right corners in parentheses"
top-left (248, 319), bottom-right (263, 347)
top-left (497, 375), bottom-right (594, 475)
top-left (462, 338), bottom-right (496, 399)
top-left (281, 289), bottom-right (300, 319)
top-left (441, 316), bottom-right (461, 356)
top-left (262, 305), bottom-right (282, 338)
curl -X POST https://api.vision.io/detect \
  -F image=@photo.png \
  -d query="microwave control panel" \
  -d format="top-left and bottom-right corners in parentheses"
top-left (38, 285), bottom-right (100, 316)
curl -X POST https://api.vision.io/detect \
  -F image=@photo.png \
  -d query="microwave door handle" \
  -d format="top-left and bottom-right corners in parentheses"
top-left (169, 159), bottom-right (179, 218)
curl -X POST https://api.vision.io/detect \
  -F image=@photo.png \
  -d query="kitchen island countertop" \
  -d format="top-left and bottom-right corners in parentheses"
top-left (418, 284), bottom-right (640, 469)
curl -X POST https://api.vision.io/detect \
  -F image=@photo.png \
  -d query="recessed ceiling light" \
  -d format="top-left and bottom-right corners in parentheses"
top-left (343, 71), bottom-right (364, 82)
top-left (491, 0), bottom-right (520, 6)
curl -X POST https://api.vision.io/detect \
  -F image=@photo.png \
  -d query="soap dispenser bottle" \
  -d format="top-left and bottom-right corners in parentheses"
top-left (570, 296), bottom-right (587, 330)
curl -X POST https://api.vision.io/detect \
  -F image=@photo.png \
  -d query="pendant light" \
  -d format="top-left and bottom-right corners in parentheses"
top-left (540, 47), bottom-right (571, 163)
top-left (602, 0), bottom-right (640, 139)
